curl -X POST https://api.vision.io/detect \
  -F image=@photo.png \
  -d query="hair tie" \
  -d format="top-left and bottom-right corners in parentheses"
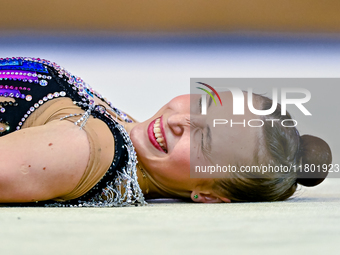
top-left (296, 135), bottom-right (331, 187)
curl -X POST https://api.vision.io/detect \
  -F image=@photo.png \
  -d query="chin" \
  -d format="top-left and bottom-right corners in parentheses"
top-left (129, 124), bottom-right (141, 147)
top-left (129, 123), bottom-right (147, 161)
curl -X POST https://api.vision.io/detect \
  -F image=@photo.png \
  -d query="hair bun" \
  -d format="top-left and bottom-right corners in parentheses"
top-left (297, 135), bottom-right (332, 187)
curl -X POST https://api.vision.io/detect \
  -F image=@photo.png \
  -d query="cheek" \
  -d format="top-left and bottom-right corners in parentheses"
top-left (166, 144), bottom-right (191, 180)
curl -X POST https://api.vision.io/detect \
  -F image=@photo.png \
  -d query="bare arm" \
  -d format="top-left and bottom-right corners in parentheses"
top-left (0, 120), bottom-right (90, 203)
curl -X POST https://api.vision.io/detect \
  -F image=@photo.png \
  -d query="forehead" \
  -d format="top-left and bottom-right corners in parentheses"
top-left (208, 91), bottom-right (261, 167)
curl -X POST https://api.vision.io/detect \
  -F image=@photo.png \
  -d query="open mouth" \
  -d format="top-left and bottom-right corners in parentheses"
top-left (148, 116), bottom-right (168, 153)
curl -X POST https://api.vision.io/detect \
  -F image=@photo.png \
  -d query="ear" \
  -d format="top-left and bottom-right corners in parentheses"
top-left (191, 191), bottom-right (231, 203)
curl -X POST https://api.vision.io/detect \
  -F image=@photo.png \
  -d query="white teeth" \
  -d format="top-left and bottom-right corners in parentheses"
top-left (156, 137), bottom-right (164, 143)
top-left (153, 118), bottom-right (167, 151)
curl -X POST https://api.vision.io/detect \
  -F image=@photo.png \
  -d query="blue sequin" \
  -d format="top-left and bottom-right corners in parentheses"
top-left (0, 59), bottom-right (48, 73)
top-left (0, 59), bottom-right (20, 66)
top-left (84, 88), bottom-right (94, 97)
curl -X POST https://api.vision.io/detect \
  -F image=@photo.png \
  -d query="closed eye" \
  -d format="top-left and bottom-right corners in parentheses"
top-left (199, 96), bottom-right (202, 114)
top-left (201, 132), bottom-right (205, 152)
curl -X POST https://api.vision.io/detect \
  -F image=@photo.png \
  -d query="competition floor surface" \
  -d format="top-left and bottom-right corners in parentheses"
top-left (0, 35), bottom-right (339, 255)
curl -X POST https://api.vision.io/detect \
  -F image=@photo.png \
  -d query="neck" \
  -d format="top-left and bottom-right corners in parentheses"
top-left (104, 108), bottom-right (160, 197)
top-left (136, 162), bottom-right (172, 198)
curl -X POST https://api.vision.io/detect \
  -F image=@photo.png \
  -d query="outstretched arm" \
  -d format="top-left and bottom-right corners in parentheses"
top-left (0, 120), bottom-right (90, 203)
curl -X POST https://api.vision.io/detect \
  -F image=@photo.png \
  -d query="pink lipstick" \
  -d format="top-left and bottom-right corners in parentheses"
top-left (148, 116), bottom-right (168, 153)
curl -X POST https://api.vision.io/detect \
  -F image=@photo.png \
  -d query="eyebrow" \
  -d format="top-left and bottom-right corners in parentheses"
top-left (206, 125), bottom-right (212, 152)
top-left (201, 91), bottom-right (214, 156)
top-left (208, 91), bottom-right (215, 108)
top-left (206, 92), bottom-right (214, 153)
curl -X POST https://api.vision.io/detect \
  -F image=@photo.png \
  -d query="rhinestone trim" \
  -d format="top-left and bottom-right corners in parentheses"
top-left (0, 57), bottom-right (145, 207)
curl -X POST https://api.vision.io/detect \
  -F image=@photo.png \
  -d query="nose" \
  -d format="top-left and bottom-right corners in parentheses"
top-left (167, 113), bottom-right (207, 136)
top-left (167, 113), bottom-right (191, 136)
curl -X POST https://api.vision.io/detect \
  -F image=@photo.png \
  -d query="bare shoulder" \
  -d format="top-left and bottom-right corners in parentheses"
top-left (0, 120), bottom-right (90, 203)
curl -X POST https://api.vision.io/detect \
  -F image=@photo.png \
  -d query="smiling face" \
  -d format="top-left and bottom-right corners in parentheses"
top-left (128, 94), bottom-right (194, 196)
top-left (127, 91), bottom-right (261, 199)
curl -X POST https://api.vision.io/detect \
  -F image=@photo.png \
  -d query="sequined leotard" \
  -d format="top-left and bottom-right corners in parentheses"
top-left (0, 57), bottom-right (145, 207)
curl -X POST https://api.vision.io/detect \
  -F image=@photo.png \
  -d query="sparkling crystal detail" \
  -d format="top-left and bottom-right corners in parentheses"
top-left (1, 57), bottom-right (141, 207)
top-left (39, 80), bottom-right (48, 86)
top-left (95, 105), bottom-right (106, 114)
